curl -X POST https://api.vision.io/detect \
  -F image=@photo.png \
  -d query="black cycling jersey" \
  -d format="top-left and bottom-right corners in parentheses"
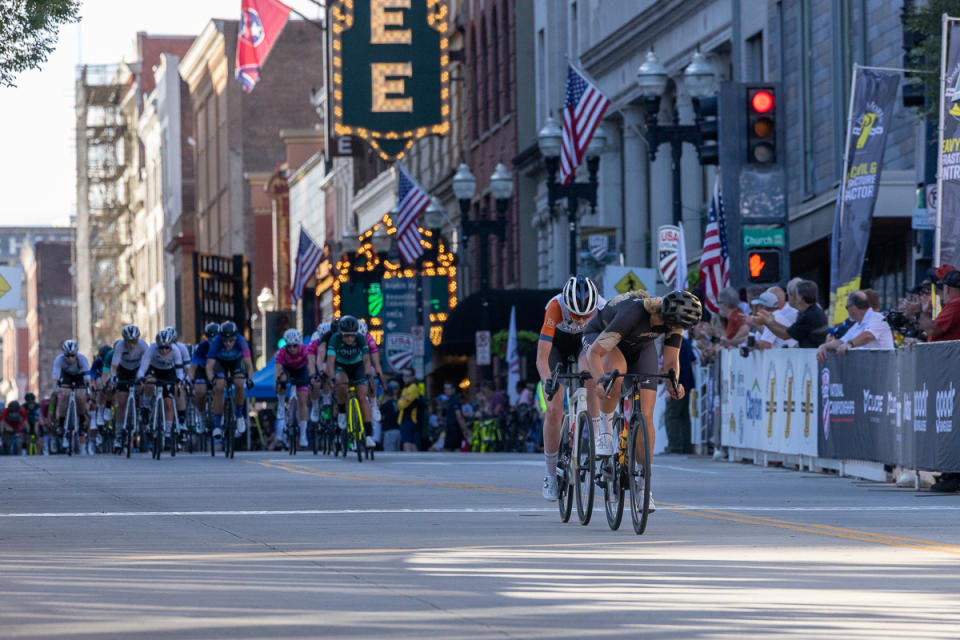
top-left (582, 294), bottom-right (671, 353)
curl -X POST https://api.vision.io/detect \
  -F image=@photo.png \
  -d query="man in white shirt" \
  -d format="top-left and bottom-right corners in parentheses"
top-left (816, 290), bottom-right (894, 362)
top-left (754, 288), bottom-right (798, 349)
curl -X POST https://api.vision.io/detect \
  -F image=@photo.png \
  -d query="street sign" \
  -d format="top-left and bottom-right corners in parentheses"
top-left (0, 266), bottom-right (22, 310)
top-left (411, 325), bottom-right (425, 356)
top-left (475, 330), bottom-right (491, 366)
top-left (602, 266), bottom-right (656, 299)
top-left (330, 0), bottom-right (451, 161)
top-left (912, 208), bottom-right (936, 231)
top-left (742, 227), bottom-right (785, 247)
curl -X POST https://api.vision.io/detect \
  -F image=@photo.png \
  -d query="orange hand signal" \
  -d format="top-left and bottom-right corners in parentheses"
top-left (749, 253), bottom-right (766, 278)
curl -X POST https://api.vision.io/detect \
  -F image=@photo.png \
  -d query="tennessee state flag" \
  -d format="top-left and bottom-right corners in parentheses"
top-left (235, 0), bottom-right (292, 92)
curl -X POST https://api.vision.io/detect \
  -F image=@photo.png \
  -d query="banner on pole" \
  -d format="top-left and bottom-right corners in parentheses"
top-left (938, 20), bottom-right (960, 268)
top-left (829, 67), bottom-right (900, 324)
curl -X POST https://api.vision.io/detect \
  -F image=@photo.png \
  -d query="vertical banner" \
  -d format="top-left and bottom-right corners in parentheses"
top-left (829, 67), bottom-right (900, 324)
top-left (937, 19), bottom-right (960, 268)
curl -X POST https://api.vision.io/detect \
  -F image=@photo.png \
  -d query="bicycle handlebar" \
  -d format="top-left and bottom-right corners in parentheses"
top-left (602, 368), bottom-right (679, 397)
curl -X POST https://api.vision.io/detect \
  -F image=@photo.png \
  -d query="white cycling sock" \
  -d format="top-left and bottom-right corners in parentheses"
top-left (544, 450), bottom-right (558, 478)
top-left (599, 411), bottom-right (614, 437)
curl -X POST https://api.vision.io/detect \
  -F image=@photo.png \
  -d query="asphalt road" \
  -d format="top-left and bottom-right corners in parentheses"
top-left (1, 450), bottom-right (959, 639)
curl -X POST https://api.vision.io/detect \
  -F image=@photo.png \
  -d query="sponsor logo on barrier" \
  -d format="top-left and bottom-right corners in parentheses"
top-left (914, 384), bottom-right (929, 432)
top-left (746, 379), bottom-right (763, 423)
top-left (903, 392), bottom-right (913, 431)
top-left (801, 367), bottom-right (813, 438)
top-left (766, 364), bottom-right (777, 438)
top-left (782, 360), bottom-right (795, 439)
top-left (821, 368), bottom-right (831, 440)
top-left (936, 382), bottom-right (956, 434)
top-left (862, 389), bottom-right (884, 421)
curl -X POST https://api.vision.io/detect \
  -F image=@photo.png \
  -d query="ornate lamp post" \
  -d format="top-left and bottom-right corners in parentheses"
top-left (636, 49), bottom-right (718, 225)
top-left (537, 117), bottom-right (605, 275)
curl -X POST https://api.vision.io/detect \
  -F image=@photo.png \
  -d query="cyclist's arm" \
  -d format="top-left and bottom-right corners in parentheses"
top-left (535, 340), bottom-right (552, 383)
top-left (174, 350), bottom-right (184, 380)
top-left (362, 352), bottom-right (371, 374)
top-left (325, 352), bottom-right (336, 379)
top-left (586, 330), bottom-right (620, 383)
top-left (52, 356), bottom-right (62, 385)
top-left (136, 347), bottom-right (153, 380)
top-left (661, 330), bottom-right (684, 398)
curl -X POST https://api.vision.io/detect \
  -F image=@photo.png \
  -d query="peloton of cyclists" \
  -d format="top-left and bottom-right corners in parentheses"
top-left (537, 275), bottom-right (605, 500)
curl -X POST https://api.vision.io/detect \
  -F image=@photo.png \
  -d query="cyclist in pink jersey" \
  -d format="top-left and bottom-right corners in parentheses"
top-left (275, 329), bottom-right (311, 447)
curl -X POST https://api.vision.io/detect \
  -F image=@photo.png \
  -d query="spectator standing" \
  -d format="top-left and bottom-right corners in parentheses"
top-left (664, 334), bottom-right (697, 454)
top-left (817, 290), bottom-right (895, 361)
top-left (919, 270), bottom-right (960, 342)
top-left (380, 384), bottom-right (401, 452)
top-left (397, 369), bottom-right (419, 452)
top-left (755, 280), bottom-right (828, 348)
top-left (717, 287), bottom-right (749, 347)
top-left (442, 382), bottom-right (468, 452)
top-left (754, 288), bottom-right (798, 349)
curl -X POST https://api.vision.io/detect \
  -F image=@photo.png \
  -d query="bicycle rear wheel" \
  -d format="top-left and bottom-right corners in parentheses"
top-left (575, 411), bottom-right (595, 525)
top-left (628, 412), bottom-right (652, 535)
top-left (603, 415), bottom-right (625, 531)
top-left (557, 415), bottom-right (573, 523)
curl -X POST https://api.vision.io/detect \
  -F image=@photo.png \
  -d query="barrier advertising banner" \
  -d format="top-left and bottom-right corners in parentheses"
top-left (719, 349), bottom-right (818, 456)
top-left (820, 342), bottom-right (960, 471)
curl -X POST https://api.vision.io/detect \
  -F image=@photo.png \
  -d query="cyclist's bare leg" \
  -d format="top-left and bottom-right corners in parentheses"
top-left (638, 388), bottom-right (656, 461)
top-left (542, 386), bottom-right (564, 454)
top-left (599, 347), bottom-right (627, 414)
top-left (193, 381), bottom-right (207, 412)
top-left (115, 390), bottom-right (128, 430)
top-left (578, 352), bottom-right (599, 418)
top-left (211, 378), bottom-right (226, 415)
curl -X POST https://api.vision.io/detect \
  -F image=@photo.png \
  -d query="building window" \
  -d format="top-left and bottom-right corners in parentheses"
top-left (745, 31), bottom-right (763, 81)
top-left (502, 3), bottom-right (511, 113)
top-left (481, 18), bottom-right (489, 132)
top-left (471, 27), bottom-right (479, 139)
top-left (800, 0), bottom-right (814, 195)
top-left (537, 29), bottom-right (546, 123)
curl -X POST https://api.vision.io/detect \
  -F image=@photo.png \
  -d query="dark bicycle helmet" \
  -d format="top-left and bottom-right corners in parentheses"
top-left (122, 324), bottom-right (140, 341)
top-left (562, 275), bottom-right (600, 316)
top-left (338, 315), bottom-right (359, 334)
top-left (97, 344), bottom-right (112, 360)
top-left (660, 290), bottom-right (703, 329)
top-left (219, 321), bottom-right (238, 339)
top-left (204, 322), bottom-right (220, 339)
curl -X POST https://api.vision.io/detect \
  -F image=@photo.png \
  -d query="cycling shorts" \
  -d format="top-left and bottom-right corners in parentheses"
top-left (279, 365), bottom-right (311, 391)
top-left (334, 361), bottom-right (367, 385)
top-left (59, 372), bottom-right (87, 389)
top-left (547, 330), bottom-right (583, 373)
top-left (213, 359), bottom-right (245, 378)
top-left (581, 333), bottom-right (659, 391)
top-left (145, 367), bottom-right (179, 398)
top-left (115, 365), bottom-right (138, 392)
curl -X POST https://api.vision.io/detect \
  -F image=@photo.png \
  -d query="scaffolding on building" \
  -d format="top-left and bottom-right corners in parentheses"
top-left (75, 64), bottom-right (137, 353)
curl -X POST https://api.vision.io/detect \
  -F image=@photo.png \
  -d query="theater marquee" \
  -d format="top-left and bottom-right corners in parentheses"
top-left (331, 0), bottom-right (451, 161)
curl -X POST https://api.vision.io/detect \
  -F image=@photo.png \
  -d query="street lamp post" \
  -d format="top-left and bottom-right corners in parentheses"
top-left (537, 118), bottom-right (606, 276)
top-left (636, 49), bottom-right (717, 226)
top-left (453, 162), bottom-right (514, 384)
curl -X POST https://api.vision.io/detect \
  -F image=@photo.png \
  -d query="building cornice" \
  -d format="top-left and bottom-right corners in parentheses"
top-left (178, 20), bottom-right (226, 91)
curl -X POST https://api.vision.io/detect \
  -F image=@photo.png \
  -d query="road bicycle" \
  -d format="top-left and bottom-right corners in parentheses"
top-left (276, 374), bottom-right (306, 456)
top-left (546, 365), bottom-right (594, 524)
top-left (598, 368), bottom-right (679, 535)
top-left (58, 380), bottom-right (86, 457)
top-left (144, 378), bottom-right (180, 460)
top-left (216, 372), bottom-right (249, 459)
top-left (343, 382), bottom-right (372, 462)
top-left (113, 379), bottom-right (142, 458)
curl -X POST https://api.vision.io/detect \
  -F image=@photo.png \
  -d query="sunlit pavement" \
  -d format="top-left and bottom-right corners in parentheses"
top-left (1, 451), bottom-right (959, 639)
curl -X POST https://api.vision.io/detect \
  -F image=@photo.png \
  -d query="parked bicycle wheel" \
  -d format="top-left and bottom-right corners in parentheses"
top-left (557, 414), bottom-right (573, 523)
top-left (603, 415), bottom-right (625, 531)
top-left (575, 411), bottom-right (595, 525)
top-left (628, 412), bottom-right (652, 535)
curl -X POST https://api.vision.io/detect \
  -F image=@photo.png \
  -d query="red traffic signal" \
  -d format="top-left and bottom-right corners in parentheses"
top-left (751, 90), bottom-right (774, 114)
top-left (746, 249), bottom-right (781, 283)
top-left (746, 87), bottom-right (777, 164)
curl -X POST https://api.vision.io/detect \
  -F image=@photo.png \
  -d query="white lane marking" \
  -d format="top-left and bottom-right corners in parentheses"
top-left (390, 461), bottom-right (543, 466)
top-left (0, 507), bottom-right (555, 518)
top-left (653, 464), bottom-right (719, 475)
top-left (664, 505), bottom-right (960, 511)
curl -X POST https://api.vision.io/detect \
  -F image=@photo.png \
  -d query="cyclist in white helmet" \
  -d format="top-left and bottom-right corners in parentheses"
top-left (536, 275), bottom-right (605, 500)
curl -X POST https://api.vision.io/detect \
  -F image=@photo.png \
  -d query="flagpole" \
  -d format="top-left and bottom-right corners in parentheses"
top-left (936, 14), bottom-right (950, 270)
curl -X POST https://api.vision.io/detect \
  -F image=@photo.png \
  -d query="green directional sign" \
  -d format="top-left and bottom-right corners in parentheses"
top-left (331, 0), bottom-right (451, 160)
top-left (742, 227), bottom-right (785, 248)
top-left (368, 283), bottom-right (384, 317)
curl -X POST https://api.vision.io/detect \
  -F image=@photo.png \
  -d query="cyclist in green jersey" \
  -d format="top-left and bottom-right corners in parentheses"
top-left (325, 316), bottom-right (376, 450)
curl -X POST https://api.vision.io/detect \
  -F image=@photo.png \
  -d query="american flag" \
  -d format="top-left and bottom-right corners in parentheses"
top-left (560, 65), bottom-right (611, 185)
top-left (394, 164), bottom-right (427, 264)
top-left (699, 177), bottom-right (730, 315)
top-left (291, 228), bottom-right (323, 305)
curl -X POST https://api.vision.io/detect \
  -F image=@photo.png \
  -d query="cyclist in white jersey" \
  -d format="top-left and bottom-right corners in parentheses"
top-left (138, 331), bottom-right (184, 438)
top-left (52, 340), bottom-right (91, 453)
top-left (109, 325), bottom-right (149, 445)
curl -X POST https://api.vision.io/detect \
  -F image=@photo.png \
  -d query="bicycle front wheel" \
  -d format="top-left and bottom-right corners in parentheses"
top-left (575, 411), bottom-right (595, 526)
top-left (557, 414), bottom-right (573, 523)
top-left (603, 415), bottom-right (625, 531)
top-left (349, 398), bottom-right (363, 463)
top-left (628, 412), bottom-right (652, 535)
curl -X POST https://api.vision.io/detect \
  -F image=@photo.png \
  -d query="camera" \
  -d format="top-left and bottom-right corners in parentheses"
top-left (884, 309), bottom-right (922, 339)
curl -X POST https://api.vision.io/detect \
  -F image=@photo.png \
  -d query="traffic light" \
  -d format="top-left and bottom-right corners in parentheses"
top-left (746, 87), bottom-right (776, 164)
top-left (695, 96), bottom-right (719, 165)
top-left (746, 249), bottom-right (781, 283)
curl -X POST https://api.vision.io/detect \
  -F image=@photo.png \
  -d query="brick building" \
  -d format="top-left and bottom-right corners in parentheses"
top-left (0, 317), bottom-right (29, 402)
top-left (179, 19), bottom-right (326, 305)
top-left (22, 241), bottom-right (75, 398)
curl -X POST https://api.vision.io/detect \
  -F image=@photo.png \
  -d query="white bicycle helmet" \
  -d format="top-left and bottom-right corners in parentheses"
top-left (561, 275), bottom-right (599, 316)
top-left (283, 328), bottom-right (302, 346)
